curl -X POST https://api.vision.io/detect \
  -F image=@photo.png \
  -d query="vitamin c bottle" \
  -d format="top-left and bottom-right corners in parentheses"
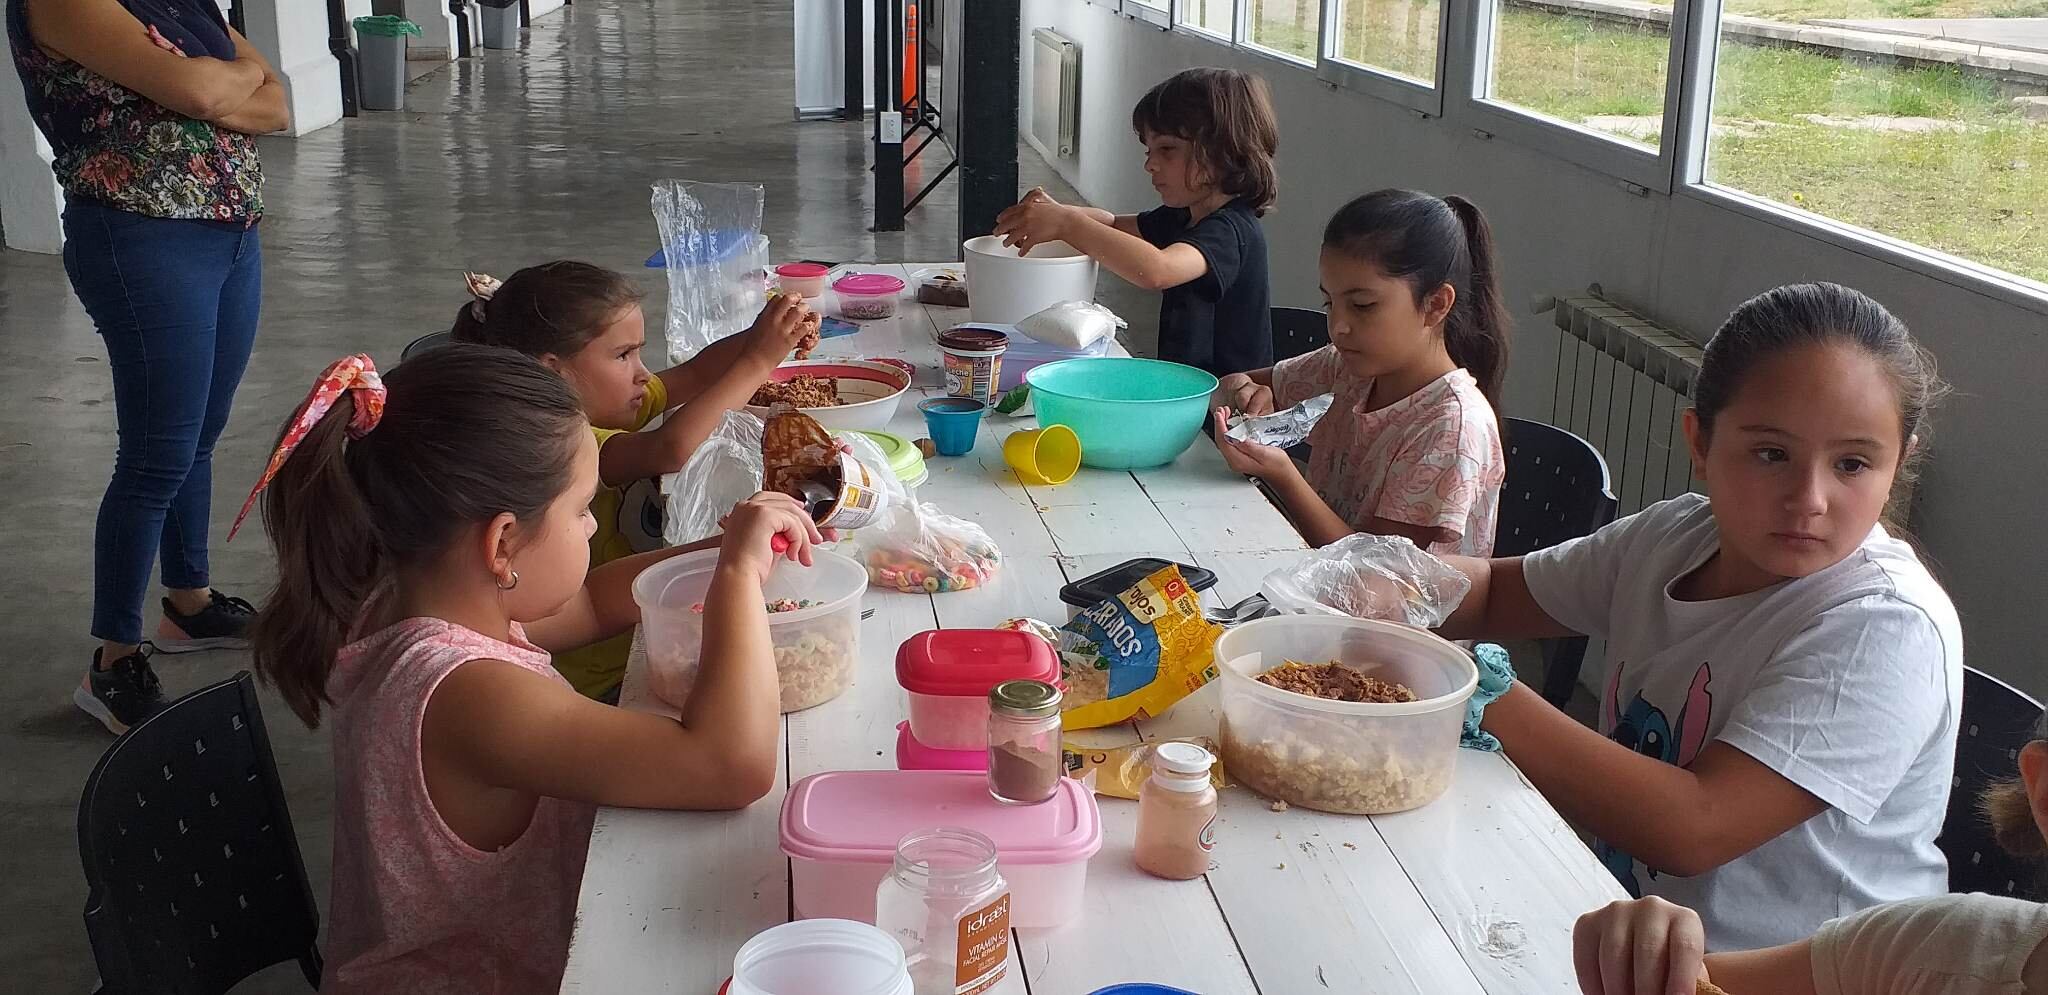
top-left (874, 828), bottom-right (1014, 995)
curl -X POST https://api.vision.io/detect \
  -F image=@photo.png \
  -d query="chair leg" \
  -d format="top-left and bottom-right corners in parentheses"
top-left (1540, 637), bottom-right (1591, 709)
top-left (300, 947), bottom-right (324, 989)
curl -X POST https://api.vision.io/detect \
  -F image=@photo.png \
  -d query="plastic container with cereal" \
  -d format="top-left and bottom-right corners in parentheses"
top-left (833, 272), bottom-right (906, 320)
top-left (781, 770), bottom-right (1101, 929)
top-left (1215, 615), bottom-right (1476, 815)
top-left (896, 629), bottom-right (1060, 751)
top-left (634, 548), bottom-right (867, 713)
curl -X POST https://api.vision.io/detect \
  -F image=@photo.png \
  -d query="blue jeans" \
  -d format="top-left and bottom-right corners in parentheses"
top-left (63, 200), bottom-right (262, 645)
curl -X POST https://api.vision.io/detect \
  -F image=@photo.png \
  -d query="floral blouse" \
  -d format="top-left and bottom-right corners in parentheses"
top-left (6, 0), bottom-right (263, 225)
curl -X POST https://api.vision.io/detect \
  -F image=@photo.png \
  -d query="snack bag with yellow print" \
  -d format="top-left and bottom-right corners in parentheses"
top-left (1056, 565), bottom-right (1223, 730)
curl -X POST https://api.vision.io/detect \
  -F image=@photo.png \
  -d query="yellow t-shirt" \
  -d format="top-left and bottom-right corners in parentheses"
top-left (553, 376), bottom-right (670, 699)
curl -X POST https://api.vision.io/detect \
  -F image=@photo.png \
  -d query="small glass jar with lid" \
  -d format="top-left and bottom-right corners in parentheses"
top-left (985, 679), bottom-right (1062, 805)
top-left (873, 828), bottom-right (1013, 995)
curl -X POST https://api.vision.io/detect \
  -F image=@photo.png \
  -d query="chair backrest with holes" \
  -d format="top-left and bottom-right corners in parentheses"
top-left (78, 672), bottom-right (322, 995)
top-left (401, 330), bottom-right (456, 362)
top-left (1939, 667), bottom-right (2045, 899)
top-left (1270, 307), bottom-right (1329, 364)
top-left (1494, 418), bottom-right (1618, 559)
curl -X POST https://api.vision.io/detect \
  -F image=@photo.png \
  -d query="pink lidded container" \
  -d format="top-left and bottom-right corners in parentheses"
top-left (780, 770), bottom-right (1102, 929)
top-left (896, 629), bottom-right (1060, 751)
top-left (775, 262), bottom-right (831, 298)
top-left (833, 272), bottom-right (907, 320)
top-left (895, 722), bottom-right (988, 772)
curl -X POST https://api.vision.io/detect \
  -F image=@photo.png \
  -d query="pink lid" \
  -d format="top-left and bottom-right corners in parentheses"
top-left (895, 722), bottom-right (989, 771)
top-left (895, 630), bottom-right (1057, 697)
top-left (781, 771), bottom-right (1101, 865)
top-left (777, 262), bottom-right (829, 278)
top-left (833, 272), bottom-right (907, 296)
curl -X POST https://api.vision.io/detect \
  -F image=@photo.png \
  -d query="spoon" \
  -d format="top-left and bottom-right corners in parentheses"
top-left (1205, 593), bottom-right (1274, 626)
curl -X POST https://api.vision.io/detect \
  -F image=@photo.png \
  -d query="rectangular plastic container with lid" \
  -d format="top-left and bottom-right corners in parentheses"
top-left (780, 770), bottom-right (1102, 928)
top-left (895, 629), bottom-right (1059, 750)
top-left (1058, 557), bottom-right (1218, 621)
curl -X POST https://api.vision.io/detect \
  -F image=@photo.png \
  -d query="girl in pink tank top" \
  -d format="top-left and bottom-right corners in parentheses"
top-left (240, 346), bottom-right (824, 993)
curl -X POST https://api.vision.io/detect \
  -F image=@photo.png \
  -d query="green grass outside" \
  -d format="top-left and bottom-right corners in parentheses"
top-left (1653, 0), bottom-right (2048, 24)
top-left (1241, 1), bottom-right (2047, 282)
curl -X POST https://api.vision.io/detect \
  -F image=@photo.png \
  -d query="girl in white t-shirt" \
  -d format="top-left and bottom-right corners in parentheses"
top-left (1571, 713), bottom-right (2048, 995)
top-left (1426, 283), bottom-right (1964, 950)
top-left (1211, 190), bottom-right (1508, 556)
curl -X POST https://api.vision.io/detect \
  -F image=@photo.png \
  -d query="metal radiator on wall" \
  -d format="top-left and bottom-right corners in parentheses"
top-left (1540, 290), bottom-right (1706, 520)
top-left (1029, 28), bottom-right (1080, 161)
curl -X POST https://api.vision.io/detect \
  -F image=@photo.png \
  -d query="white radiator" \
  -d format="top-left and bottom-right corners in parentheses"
top-left (1030, 28), bottom-right (1081, 160)
top-left (1543, 290), bottom-right (1705, 519)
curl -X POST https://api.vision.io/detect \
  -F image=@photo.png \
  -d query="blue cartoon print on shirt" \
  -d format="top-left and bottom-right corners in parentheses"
top-left (1595, 662), bottom-right (1715, 895)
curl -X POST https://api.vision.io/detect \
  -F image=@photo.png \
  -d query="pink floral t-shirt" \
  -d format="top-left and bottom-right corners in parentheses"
top-left (324, 617), bottom-right (595, 995)
top-left (1272, 346), bottom-right (1505, 557)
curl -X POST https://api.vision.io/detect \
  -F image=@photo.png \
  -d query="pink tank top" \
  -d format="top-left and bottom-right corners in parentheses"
top-left (324, 617), bottom-right (595, 994)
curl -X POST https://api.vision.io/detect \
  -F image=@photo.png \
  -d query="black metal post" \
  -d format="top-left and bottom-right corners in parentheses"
top-left (955, 0), bottom-right (1018, 243)
top-left (841, 0), bottom-right (863, 121)
top-left (325, 0), bottom-right (360, 117)
top-left (451, 0), bottom-right (473, 57)
top-left (520, 0), bottom-right (531, 27)
top-left (872, 0), bottom-right (903, 231)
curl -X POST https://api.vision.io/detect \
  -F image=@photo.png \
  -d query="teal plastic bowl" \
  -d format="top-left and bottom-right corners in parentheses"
top-left (1026, 358), bottom-right (1219, 469)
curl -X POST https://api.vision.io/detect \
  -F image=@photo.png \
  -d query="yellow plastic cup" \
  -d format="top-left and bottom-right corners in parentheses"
top-left (1003, 425), bottom-right (1082, 486)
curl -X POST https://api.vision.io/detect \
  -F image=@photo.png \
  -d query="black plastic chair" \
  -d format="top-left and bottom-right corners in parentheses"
top-left (400, 330), bottom-right (455, 361)
top-left (79, 672), bottom-right (322, 994)
top-left (1271, 306), bottom-right (1329, 364)
top-left (1939, 667), bottom-right (2045, 899)
top-left (1493, 418), bottom-right (1619, 707)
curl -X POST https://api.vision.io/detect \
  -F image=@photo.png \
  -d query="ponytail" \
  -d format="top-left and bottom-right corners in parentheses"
top-left (447, 260), bottom-right (644, 357)
top-left (1441, 195), bottom-right (1510, 412)
top-left (450, 299), bottom-right (489, 344)
top-left (1980, 714), bottom-right (2048, 859)
top-left (248, 345), bottom-right (588, 728)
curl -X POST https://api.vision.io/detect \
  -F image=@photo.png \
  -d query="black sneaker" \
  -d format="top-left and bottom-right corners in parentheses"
top-left (154, 591), bottom-right (257, 653)
top-left (73, 645), bottom-right (166, 735)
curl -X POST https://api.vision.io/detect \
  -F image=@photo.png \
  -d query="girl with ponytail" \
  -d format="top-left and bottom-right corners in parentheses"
top-left (242, 344), bottom-right (817, 992)
top-left (1213, 189), bottom-right (1511, 554)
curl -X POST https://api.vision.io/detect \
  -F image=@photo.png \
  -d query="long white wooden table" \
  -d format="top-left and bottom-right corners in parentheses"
top-left (560, 264), bottom-right (1625, 994)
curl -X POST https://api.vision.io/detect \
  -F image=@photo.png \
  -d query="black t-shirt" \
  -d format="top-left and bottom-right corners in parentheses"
top-left (1135, 198), bottom-right (1272, 377)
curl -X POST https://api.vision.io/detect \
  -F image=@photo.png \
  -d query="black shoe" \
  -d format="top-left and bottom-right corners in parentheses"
top-left (154, 591), bottom-right (257, 653)
top-left (73, 645), bottom-right (166, 735)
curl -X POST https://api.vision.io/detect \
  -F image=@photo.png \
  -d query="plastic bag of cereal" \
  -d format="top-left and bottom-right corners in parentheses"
top-left (1055, 564), bottom-right (1222, 730)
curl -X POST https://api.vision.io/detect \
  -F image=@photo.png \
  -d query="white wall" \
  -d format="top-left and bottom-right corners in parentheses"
top-left (242, 0), bottom-right (343, 135)
top-left (1020, 0), bottom-right (2048, 698)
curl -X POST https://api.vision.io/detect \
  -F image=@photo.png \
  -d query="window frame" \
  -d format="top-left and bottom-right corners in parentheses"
top-left (1238, 0), bottom-right (1321, 67)
top-left (1175, 0), bottom-right (1239, 42)
top-left (1450, 0), bottom-right (1695, 194)
top-left (1315, 0), bottom-right (1448, 117)
top-left (1122, 0), bottom-right (1174, 29)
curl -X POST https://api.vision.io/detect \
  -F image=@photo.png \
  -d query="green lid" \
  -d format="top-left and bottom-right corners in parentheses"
top-left (353, 14), bottom-right (422, 37)
top-left (989, 679), bottom-right (1061, 718)
top-left (850, 430), bottom-right (927, 487)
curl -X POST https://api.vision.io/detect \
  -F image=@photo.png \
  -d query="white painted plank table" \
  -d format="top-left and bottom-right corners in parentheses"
top-left (560, 265), bottom-right (1625, 994)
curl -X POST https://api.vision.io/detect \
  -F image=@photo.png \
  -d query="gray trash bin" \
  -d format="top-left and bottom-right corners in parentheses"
top-left (352, 16), bottom-right (419, 111)
top-left (479, 0), bottom-right (521, 50)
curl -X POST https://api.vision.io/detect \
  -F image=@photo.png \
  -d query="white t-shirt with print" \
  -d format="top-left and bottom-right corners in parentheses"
top-left (1810, 893), bottom-right (2048, 995)
top-left (1523, 494), bottom-right (1963, 952)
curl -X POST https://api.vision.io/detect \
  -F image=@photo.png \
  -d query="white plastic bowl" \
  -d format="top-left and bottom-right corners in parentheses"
top-left (746, 358), bottom-right (913, 433)
top-left (962, 236), bottom-right (1099, 325)
top-left (633, 548), bottom-right (867, 713)
top-left (1215, 616), bottom-right (1477, 815)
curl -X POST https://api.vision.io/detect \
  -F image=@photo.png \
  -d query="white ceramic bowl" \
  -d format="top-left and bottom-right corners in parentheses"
top-left (747, 358), bottom-right (914, 433)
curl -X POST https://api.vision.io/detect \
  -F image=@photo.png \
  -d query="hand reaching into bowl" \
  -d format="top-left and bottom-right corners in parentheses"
top-left (994, 187), bottom-right (1084, 256)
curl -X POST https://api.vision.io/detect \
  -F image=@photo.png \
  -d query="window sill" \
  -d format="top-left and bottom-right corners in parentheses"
top-left (1318, 57), bottom-right (1443, 118)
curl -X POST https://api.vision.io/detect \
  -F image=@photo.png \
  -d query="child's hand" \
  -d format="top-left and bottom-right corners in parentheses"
top-left (717, 492), bottom-right (825, 579)
top-left (1572, 897), bottom-right (1708, 995)
top-left (1213, 409), bottom-right (1297, 480)
top-left (994, 188), bottom-right (1077, 256)
top-left (741, 293), bottom-right (817, 371)
top-left (1217, 373), bottom-right (1275, 416)
top-left (147, 24), bottom-right (188, 57)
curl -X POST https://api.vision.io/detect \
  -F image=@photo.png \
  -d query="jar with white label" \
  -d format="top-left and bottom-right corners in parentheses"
top-left (1134, 741), bottom-right (1218, 880)
top-left (875, 828), bottom-right (1015, 995)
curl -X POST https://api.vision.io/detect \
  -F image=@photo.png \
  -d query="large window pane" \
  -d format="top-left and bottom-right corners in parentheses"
top-left (1332, 0), bottom-right (1440, 83)
top-left (1247, 0), bottom-right (1320, 60)
top-left (1703, 0), bottom-right (2047, 283)
top-left (1485, 2), bottom-right (1672, 149)
top-left (1179, 0), bottom-right (1236, 37)
top-left (1126, 0), bottom-right (1168, 9)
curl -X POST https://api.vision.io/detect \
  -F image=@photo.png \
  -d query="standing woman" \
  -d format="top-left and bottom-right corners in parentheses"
top-left (8, 0), bottom-right (288, 732)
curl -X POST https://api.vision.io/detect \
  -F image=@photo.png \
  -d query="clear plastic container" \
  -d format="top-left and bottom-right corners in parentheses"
top-left (874, 829), bottom-right (1012, 995)
top-left (633, 548), bottom-right (868, 714)
top-left (896, 630), bottom-right (1060, 751)
top-left (780, 770), bottom-right (1101, 928)
top-left (1214, 615), bottom-right (1477, 815)
top-left (775, 262), bottom-right (832, 299)
top-left (728, 919), bottom-right (912, 995)
top-left (834, 272), bottom-right (907, 320)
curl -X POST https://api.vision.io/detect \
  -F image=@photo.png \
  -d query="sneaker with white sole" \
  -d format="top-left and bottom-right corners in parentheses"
top-left (73, 645), bottom-right (166, 735)
top-left (154, 591), bottom-right (257, 653)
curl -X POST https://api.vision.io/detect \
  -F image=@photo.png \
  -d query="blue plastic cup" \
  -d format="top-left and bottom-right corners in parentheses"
top-left (918, 397), bottom-right (987, 456)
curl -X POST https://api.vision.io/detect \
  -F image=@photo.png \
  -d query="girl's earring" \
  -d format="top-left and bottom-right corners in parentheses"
top-left (497, 570), bottom-right (520, 591)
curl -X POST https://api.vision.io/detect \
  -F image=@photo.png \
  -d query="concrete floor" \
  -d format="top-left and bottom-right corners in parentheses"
top-left (0, 1), bottom-right (1122, 989)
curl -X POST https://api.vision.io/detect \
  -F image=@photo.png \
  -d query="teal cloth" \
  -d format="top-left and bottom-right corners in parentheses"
top-left (1461, 643), bottom-right (1517, 752)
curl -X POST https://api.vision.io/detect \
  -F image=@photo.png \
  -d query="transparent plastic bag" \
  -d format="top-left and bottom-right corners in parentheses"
top-left (650, 180), bottom-right (770, 363)
top-left (842, 498), bottom-right (1002, 594)
top-left (663, 409), bottom-right (765, 546)
top-left (1015, 300), bottom-right (1125, 351)
top-left (1260, 533), bottom-right (1472, 628)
